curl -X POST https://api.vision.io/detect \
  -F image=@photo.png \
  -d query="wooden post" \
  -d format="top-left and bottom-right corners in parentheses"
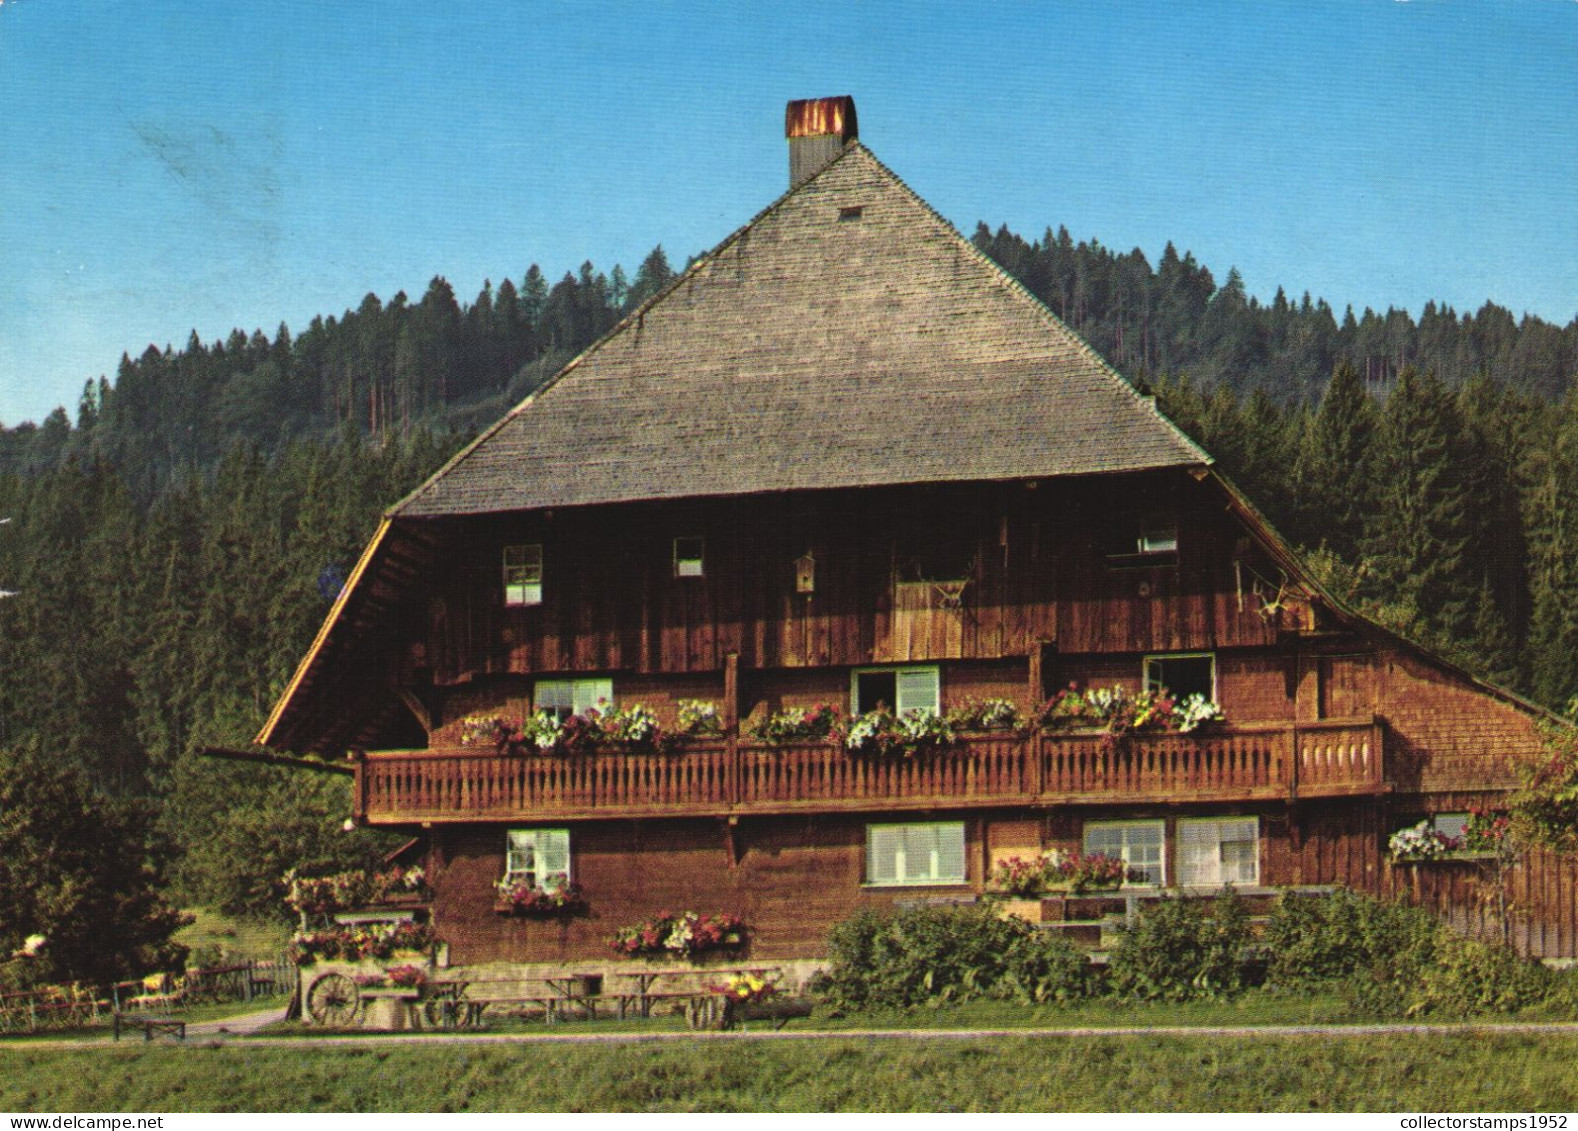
top-left (724, 652), bottom-right (740, 807)
top-left (723, 652), bottom-right (740, 735)
top-left (349, 749), bottom-right (368, 822)
top-left (1028, 639), bottom-right (1052, 707)
top-left (1286, 725), bottom-right (1299, 803)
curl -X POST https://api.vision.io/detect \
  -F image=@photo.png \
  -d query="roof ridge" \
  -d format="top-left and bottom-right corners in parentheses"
top-left (392, 143), bottom-right (871, 516)
top-left (845, 142), bottom-right (1213, 467)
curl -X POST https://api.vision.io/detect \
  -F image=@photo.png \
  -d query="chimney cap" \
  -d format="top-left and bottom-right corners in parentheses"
top-left (785, 96), bottom-right (858, 143)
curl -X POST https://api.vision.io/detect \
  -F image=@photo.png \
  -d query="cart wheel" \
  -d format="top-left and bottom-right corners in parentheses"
top-left (422, 997), bottom-right (461, 1030)
top-left (306, 972), bottom-right (360, 1027)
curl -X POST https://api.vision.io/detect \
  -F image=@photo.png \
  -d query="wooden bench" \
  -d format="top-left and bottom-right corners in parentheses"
top-left (113, 1012), bottom-right (186, 1042)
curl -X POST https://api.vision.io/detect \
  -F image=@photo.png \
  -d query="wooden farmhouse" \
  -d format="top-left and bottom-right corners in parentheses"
top-left (259, 98), bottom-right (1575, 966)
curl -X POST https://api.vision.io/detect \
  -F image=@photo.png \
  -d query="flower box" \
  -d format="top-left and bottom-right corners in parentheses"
top-left (1395, 850), bottom-right (1500, 865)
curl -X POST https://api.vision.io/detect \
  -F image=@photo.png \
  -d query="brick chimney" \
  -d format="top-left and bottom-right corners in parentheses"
top-left (786, 96), bottom-right (858, 188)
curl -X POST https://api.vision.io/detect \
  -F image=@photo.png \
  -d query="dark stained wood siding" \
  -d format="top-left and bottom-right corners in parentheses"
top-left (430, 815), bottom-right (980, 965)
top-left (427, 798), bottom-right (1578, 963)
top-left (415, 471), bottom-right (1287, 687)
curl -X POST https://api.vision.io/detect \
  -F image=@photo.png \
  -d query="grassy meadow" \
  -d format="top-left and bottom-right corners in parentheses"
top-left (4, 1031), bottom-right (1577, 1112)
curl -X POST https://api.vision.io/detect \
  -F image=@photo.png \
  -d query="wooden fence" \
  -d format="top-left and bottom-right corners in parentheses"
top-left (0, 956), bottom-right (296, 1036)
top-left (1383, 847), bottom-right (1578, 961)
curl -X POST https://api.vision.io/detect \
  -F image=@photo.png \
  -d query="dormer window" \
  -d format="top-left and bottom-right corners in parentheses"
top-left (503, 545), bottom-right (543, 606)
top-left (674, 537), bottom-right (705, 579)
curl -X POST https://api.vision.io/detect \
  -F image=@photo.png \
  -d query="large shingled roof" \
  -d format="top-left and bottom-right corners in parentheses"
top-left (394, 143), bottom-right (1208, 518)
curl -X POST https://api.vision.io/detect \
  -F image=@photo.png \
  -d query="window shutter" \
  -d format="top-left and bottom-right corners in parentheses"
top-left (897, 668), bottom-right (939, 714)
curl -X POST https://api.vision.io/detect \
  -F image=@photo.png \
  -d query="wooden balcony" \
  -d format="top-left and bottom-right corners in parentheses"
top-left (354, 717), bottom-right (1384, 825)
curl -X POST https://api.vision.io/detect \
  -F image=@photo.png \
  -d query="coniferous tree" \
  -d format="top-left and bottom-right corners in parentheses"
top-left (1359, 367), bottom-right (1477, 646)
top-left (1291, 361), bottom-right (1375, 558)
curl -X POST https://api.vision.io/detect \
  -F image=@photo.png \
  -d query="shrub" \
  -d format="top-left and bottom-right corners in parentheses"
top-left (1408, 935), bottom-right (1552, 1016)
top-left (1263, 887), bottom-right (1558, 1018)
top-left (1264, 888), bottom-right (1441, 990)
top-left (1107, 891), bottom-right (1253, 1000)
top-left (1000, 929), bottom-right (1099, 1004)
top-left (816, 904), bottom-right (1093, 1011)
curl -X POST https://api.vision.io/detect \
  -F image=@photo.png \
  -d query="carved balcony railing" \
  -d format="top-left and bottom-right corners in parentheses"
top-left (355, 716), bottom-right (1384, 824)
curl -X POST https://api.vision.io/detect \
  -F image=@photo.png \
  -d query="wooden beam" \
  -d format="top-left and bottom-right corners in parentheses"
top-left (199, 746), bottom-right (353, 776)
top-left (723, 651), bottom-right (740, 734)
top-left (396, 688), bottom-right (435, 733)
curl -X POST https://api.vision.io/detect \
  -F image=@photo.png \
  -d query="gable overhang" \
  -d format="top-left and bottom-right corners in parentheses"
top-left (1207, 469), bottom-right (1562, 727)
top-left (256, 517), bottom-right (443, 754)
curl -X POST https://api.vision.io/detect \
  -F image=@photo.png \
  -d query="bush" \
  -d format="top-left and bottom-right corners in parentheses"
top-left (1408, 935), bottom-right (1553, 1016)
top-left (1107, 891), bottom-right (1253, 1000)
top-left (1000, 929), bottom-right (1099, 1003)
top-left (1264, 887), bottom-right (1440, 990)
top-left (816, 905), bottom-right (1093, 1012)
top-left (1264, 887), bottom-right (1559, 1018)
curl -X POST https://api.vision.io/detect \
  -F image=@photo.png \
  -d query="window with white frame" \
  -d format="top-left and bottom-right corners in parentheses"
top-left (1177, 817), bottom-right (1259, 887)
top-left (503, 544), bottom-right (543, 606)
top-left (1083, 819), bottom-right (1165, 885)
top-left (866, 822), bottom-right (967, 886)
top-left (851, 666), bottom-right (939, 715)
top-left (1143, 653), bottom-right (1216, 703)
top-left (673, 536), bottom-right (705, 578)
top-left (1429, 812), bottom-right (1470, 842)
top-left (534, 678), bottom-right (613, 721)
top-left (505, 828), bottom-right (571, 890)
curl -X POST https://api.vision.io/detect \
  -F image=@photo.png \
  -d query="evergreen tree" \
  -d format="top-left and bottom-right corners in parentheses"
top-left (1359, 367), bottom-right (1477, 645)
top-left (1291, 361), bottom-right (1375, 558)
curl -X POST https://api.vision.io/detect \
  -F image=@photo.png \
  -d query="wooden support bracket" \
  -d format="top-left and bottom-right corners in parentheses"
top-left (396, 687), bottom-right (436, 734)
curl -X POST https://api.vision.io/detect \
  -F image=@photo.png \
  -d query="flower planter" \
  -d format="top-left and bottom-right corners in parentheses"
top-left (358, 986), bottom-right (423, 1032)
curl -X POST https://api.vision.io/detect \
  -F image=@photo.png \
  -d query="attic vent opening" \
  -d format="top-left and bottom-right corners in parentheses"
top-left (838, 206), bottom-right (864, 222)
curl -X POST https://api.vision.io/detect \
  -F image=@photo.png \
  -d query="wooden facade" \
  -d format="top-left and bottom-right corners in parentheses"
top-left (330, 470), bottom-right (1560, 963)
top-left (262, 104), bottom-right (1568, 967)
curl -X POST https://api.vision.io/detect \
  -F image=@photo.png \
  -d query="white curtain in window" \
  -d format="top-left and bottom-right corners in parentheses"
top-left (867, 822), bottom-right (965, 884)
top-left (1178, 818), bottom-right (1258, 887)
top-left (505, 829), bottom-right (571, 889)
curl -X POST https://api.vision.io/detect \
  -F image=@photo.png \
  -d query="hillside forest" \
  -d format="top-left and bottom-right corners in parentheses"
top-left (0, 226), bottom-right (1575, 980)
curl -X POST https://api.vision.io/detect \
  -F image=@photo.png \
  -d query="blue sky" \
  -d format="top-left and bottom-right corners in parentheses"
top-left (1, 0), bottom-right (1573, 426)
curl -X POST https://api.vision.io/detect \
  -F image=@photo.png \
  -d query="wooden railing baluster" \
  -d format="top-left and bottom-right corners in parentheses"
top-left (356, 717), bottom-right (1384, 821)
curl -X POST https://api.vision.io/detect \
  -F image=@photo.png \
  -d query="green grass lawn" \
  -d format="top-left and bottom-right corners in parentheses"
top-left (173, 908), bottom-right (291, 964)
top-left (2, 1033), bottom-right (1576, 1111)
